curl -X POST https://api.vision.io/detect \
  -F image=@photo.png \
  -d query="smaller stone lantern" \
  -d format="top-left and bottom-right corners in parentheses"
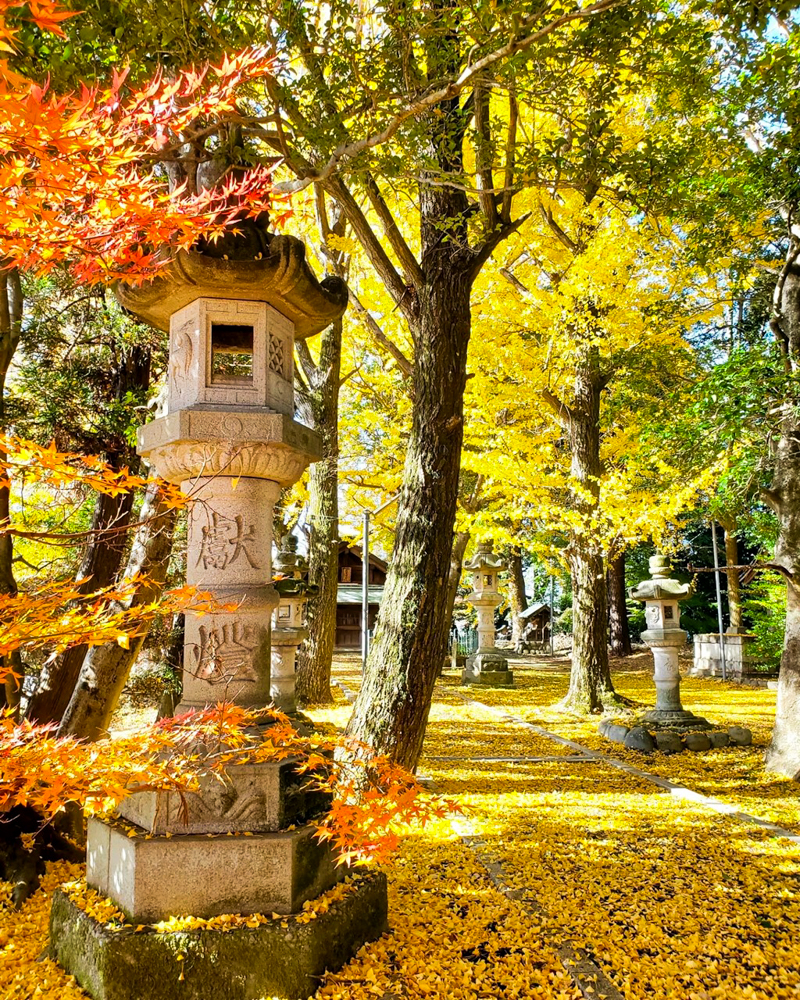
top-left (630, 555), bottom-right (709, 729)
top-left (271, 536), bottom-right (317, 715)
top-left (462, 541), bottom-right (514, 688)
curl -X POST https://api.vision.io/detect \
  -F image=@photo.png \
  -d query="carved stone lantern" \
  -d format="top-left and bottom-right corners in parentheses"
top-left (630, 554), bottom-right (709, 729)
top-left (271, 536), bottom-right (317, 715)
top-left (52, 239), bottom-right (388, 1000)
top-left (461, 540), bottom-right (514, 688)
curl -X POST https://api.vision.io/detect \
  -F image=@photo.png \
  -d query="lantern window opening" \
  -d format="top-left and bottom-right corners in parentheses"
top-left (278, 605), bottom-right (292, 620)
top-left (210, 323), bottom-right (255, 385)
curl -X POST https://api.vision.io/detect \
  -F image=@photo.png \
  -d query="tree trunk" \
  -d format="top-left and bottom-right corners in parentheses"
top-left (58, 485), bottom-right (177, 740)
top-left (607, 550), bottom-right (632, 657)
top-left (507, 545), bottom-right (528, 647)
top-left (560, 353), bottom-right (618, 713)
top-left (0, 271), bottom-right (22, 713)
top-left (345, 260), bottom-right (473, 770)
top-left (295, 318), bottom-right (343, 706)
top-left (25, 348), bottom-right (150, 725)
top-left (25, 486), bottom-right (136, 724)
top-left (764, 226), bottom-right (800, 779)
top-left (721, 520), bottom-right (742, 631)
top-left (444, 530), bottom-right (470, 640)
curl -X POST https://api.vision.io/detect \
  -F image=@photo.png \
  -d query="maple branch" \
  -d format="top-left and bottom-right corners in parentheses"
top-left (363, 172), bottom-right (424, 287)
top-left (270, 0), bottom-right (629, 195)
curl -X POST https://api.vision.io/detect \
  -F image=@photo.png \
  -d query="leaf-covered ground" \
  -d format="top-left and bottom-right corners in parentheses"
top-left (3, 656), bottom-right (799, 999)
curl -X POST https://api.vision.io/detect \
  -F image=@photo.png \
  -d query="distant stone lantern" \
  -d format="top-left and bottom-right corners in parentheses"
top-left (271, 536), bottom-right (317, 715)
top-left (630, 554), bottom-right (709, 729)
top-left (461, 540), bottom-right (514, 688)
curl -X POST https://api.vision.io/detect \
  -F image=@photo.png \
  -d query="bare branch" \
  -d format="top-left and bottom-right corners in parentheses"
top-left (540, 387), bottom-right (573, 427)
top-left (540, 204), bottom-right (578, 252)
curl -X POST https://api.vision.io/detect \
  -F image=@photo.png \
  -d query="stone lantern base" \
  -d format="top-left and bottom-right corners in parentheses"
top-left (50, 869), bottom-right (387, 1000)
top-left (462, 650), bottom-right (514, 688)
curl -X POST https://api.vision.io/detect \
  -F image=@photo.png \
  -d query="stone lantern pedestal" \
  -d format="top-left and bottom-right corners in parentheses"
top-left (271, 537), bottom-right (317, 716)
top-left (630, 555), bottom-right (710, 730)
top-left (51, 241), bottom-right (387, 999)
top-left (461, 541), bottom-right (514, 688)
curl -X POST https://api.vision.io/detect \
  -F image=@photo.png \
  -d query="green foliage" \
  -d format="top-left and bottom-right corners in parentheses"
top-left (742, 571), bottom-right (786, 670)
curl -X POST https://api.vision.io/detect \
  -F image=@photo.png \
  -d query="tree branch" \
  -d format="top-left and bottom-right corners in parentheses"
top-left (323, 176), bottom-right (414, 321)
top-left (350, 290), bottom-right (414, 380)
top-left (468, 213), bottom-right (530, 284)
top-left (474, 79), bottom-right (499, 230)
top-left (540, 387), bottom-right (573, 427)
top-left (363, 172), bottom-right (424, 287)
top-left (270, 0), bottom-right (629, 196)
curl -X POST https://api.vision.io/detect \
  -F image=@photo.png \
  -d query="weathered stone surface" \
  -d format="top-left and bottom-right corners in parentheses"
top-left (87, 817), bottom-right (340, 923)
top-left (654, 731), bottom-right (683, 754)
top-left (684, 731), bottom-right (711, 752)
top-left (728, 725), bottom-right (753, 747)
top-left (708, 731), bottom-right (730, 748)
top-left (623, 726), bottom-right (655, 754)
top-left (597, 720), bottom-right (611, 738)
top-left (116, 759), bottom-right (329, 835)
top-left (605, 724), bottom-right (630, 744)
top-left (50, 870), bottom-right (388, 1000)
top-left (138, 410), bottom-right (321, 486)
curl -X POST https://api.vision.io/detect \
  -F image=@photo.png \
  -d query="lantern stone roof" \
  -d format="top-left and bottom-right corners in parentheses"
top-left (629, 554), bottom-right (693, 603)
top-left (464, 541), bottom-right (505, 572)
top-left (116, 234), bottom-right (348, 339)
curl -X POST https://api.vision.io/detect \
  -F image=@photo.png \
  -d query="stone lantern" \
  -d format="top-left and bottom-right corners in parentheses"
top-left (52, 238), bottom-right (387, 999)
top-left (630, 554), bottom-right (709, 729)
top-left (461, 540), bottom-right (514, 687)
top-left (271, 536), bottom-right (317, 715)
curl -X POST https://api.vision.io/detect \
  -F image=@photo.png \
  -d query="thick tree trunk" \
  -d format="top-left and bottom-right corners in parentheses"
top-left (507, 545), bottom-right (528, 647)
top-left (345, 265), bottom-right (472, 770)
top-left (0, 271), bottom-right (22, 712)
top-left (721, 520), bottom-right (742, 631)
top-left (296, 318), bottom-right (342, 706)
top-left (764, 228), bottom-right (800, 779)
top-left (607, 550), bottom-right (632, 657)
top-left (560, 353), bottom-right (618, 713)
top-left (59, 486), bottom-right (176, 740)
top-left (25, 486), bottom-right (135, 724)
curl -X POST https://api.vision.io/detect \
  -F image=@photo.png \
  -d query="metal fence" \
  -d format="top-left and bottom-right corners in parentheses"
top-left (451, 627), bottom-right (478, 657)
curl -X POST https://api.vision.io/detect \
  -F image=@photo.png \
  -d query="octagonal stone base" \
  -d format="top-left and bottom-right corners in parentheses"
top-left (640, 709), bottom-right (712, 730)
top-left (87, 817), bottom-right (340, 923)
top-left (50, 870), bottom-right (388, 1000)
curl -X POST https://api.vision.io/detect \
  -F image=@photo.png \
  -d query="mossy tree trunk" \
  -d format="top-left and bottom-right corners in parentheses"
top-left (720, 516), bottom-right (742, 631)
top-left (295, 317), bottom-right (343, 706)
